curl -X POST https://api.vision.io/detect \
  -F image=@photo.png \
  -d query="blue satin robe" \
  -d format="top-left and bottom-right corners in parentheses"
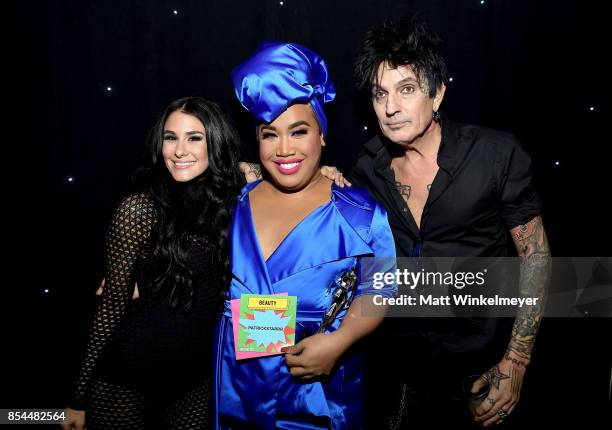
top-left (214, 181), bottom-right (396, 429)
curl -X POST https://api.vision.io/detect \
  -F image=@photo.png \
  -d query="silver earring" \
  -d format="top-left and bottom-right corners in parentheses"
top-left (433, 110), bottom-right (440, 122)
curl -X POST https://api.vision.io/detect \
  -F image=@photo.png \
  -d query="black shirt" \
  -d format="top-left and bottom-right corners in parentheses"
top-left (350, 113), bottom-right (543, 258)
top-left (351, 114), bottom-right (544, 367)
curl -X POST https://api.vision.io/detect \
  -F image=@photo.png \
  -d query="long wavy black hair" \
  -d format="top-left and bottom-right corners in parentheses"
top-left (134, 97), bottom-right (244, 313)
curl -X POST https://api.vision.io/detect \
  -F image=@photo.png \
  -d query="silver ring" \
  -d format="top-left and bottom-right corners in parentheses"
top-left (498, 409), bottom-right (509, 420)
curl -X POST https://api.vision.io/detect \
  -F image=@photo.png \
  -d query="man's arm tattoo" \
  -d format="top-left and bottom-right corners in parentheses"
top-left (509, 365), bottom-right (523, 398)
top-left (507, 216), bottom-right (552, 360)
top-left (482, 365), bottom-right (510, 390)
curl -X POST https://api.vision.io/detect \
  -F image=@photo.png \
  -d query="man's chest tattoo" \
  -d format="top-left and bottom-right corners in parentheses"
top-left (394, 182), bottom-right (432, 200)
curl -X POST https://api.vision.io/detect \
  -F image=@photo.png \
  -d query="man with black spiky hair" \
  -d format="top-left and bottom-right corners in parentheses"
top-left (351, 18), bottom-right (551, 429)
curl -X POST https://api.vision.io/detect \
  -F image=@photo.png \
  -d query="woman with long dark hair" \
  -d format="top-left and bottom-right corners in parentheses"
top-left (63, 97), bottom-right (244, 429)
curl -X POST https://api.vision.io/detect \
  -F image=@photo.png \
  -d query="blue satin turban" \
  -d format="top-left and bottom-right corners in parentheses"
top-left (232, 41), bottom-right (336, 136)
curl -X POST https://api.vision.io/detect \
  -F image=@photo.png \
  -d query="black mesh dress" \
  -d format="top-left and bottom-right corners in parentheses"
top-left (69, 193), bottom-right (221, 429)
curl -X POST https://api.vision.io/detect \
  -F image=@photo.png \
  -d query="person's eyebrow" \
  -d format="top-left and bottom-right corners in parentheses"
top-left (288, 120), bottom-right (310, 129)
top-left (394, 77), bottom-right (419, 87)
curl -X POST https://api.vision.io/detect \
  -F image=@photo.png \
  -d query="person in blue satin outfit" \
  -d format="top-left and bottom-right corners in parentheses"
top-left (213, 41), bottom-right (397, 429)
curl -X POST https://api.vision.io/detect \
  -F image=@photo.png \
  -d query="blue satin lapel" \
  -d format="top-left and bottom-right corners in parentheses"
top-left (229, 180), bottom-right (274, 296)
top-left (267, 189), bottom-right (375, 284)
top-left (232, 181), bottom-right (375, 287)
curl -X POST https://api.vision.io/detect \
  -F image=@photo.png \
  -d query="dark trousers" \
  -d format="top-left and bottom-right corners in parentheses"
top-left (363, 325), bottom-right (519, 430)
